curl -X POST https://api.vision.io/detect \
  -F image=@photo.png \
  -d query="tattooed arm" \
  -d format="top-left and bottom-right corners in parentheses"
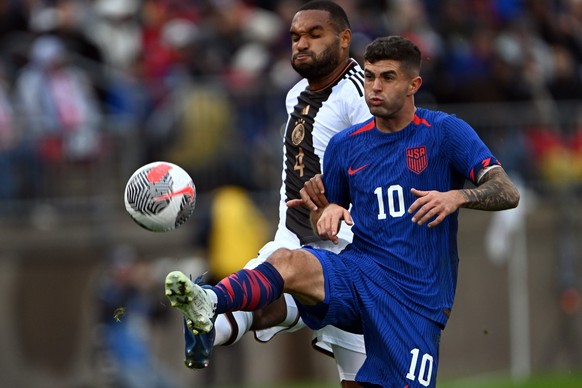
top-left (408, 166), bottom-right (520, 228)
top-left (460, 167), bottom-right (520, 211)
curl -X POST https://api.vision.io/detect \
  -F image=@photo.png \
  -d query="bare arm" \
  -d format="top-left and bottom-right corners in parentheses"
top-left (408, 167), bottom-right (520, 228)
top-left (459, 167), bottom-right (520, 210)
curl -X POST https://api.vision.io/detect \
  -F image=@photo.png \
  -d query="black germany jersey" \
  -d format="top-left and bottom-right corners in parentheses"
top-left (278, 59), bottom-right (369, 245)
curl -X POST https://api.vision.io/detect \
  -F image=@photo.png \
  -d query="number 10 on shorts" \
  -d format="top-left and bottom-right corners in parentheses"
top-left (406, 348), bottom-right (434, 387)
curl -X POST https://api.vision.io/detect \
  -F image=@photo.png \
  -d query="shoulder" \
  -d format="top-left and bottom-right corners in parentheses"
top-left (415, 107), bottom-right (452, 125)
top-left (415, 107), bottom-right (474, 133)
top-left (330, 61), bottom-right (370, 124)
top-left (331, 117), bottom-right (375, 144)
top-left (334, 59), bottom-right (365, 98)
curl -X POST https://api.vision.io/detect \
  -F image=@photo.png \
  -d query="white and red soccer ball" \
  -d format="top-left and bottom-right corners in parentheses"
top-left (124, 161), bottom-right (196, 232)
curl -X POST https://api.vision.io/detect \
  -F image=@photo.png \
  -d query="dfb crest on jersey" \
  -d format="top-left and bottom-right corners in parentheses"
top-left (406, 146), bottom-right (427, 174)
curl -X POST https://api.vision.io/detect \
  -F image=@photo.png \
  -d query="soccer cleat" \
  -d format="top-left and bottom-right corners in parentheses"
top-left (165, 270), bottom-right (216, 334)
top-left (183, 318), bottom-right (215, 369)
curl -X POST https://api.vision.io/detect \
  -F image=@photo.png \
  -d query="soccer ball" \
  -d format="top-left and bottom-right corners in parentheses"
top-left (124, 161), bottom-right (196, 232)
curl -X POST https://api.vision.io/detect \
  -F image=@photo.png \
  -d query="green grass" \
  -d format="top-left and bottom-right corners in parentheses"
top-left (229, 371), bottom-right (582, 388)
top-left (439, 371), bottom-right (582, 388)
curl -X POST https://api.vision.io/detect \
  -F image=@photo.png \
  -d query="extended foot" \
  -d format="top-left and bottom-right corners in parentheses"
top-left (165, 270), bottom-right (216, 334)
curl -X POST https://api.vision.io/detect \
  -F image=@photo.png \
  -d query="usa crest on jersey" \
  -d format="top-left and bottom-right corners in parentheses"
top-left (406, 146), bottom-right (427, 174)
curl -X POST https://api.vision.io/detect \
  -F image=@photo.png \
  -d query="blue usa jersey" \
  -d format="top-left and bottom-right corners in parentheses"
top-left (322, 107), bottom-right (500, 327)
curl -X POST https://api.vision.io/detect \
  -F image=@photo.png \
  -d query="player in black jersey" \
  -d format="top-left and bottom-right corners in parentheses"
top-left (175, 2), bottom-right (370, 386)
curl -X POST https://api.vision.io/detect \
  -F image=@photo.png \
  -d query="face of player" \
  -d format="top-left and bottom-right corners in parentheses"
top-left (289, 9), bottom-right (344, 81)
top-left (363, 59), bottom-right (421, 122)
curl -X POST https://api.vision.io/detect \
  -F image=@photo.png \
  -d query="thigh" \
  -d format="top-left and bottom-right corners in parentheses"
top-left (359, 298), bottom-right (442, 388)
top-left (294, 247), bottom-right (362, 334)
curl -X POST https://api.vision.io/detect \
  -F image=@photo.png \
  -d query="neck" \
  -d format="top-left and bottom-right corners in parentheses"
top-left (375, 103), bottom-right (417, 133)
top-left (308, 58), bottom-right (352, 92)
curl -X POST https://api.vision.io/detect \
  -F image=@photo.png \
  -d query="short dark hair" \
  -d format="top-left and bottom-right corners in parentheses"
top-left (364, 36), bottom-right (422, 75)
top-left (298, 0), bottom-right (351, 31)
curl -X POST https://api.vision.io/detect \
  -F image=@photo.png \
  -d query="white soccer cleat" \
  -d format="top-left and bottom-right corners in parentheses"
top-left (165, 271), bottom-right (216, 334)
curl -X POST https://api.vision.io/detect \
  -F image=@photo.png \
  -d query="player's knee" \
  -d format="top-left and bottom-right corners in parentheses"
top-left (267, 249), bottom-right (324, 304)
top-left (267, 248), bottom-right (303, 279)
top-left (266, 248), bottom-right (294, 269)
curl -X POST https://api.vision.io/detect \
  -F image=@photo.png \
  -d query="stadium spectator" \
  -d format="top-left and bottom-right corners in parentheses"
top-left (29, 0), bottom-right (106, 104)
top-left (165, 35), bottom-right (520, 387)
top-left (13, 35), bottom-right (102, 197)
top-left (0, 60), bottom-right (20, 201)
top-left (88, 0), bottom-right (142, 73)
top-left (0, 59), bottom-right (43, 202)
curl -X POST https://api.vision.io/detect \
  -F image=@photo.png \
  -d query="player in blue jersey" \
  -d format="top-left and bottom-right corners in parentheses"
top-left (165, 35), bottom-right (520, 386)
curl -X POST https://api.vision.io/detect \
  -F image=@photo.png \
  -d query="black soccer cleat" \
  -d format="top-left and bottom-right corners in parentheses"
top-left (183, 318), bottom-right (215, 369)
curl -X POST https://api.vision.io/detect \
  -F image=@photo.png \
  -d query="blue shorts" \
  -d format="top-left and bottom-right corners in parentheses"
top-left (296, 246), bottom-right (442, 388)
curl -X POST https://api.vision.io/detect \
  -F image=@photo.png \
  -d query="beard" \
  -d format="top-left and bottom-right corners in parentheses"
top-left (291, 44), bottom-right (341, 81)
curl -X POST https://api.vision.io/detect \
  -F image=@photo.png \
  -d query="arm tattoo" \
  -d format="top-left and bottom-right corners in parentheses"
top-left (460, 168), bottom-right (520, 211)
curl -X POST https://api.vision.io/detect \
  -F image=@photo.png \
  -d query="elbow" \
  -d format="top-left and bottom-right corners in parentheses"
top-left (509, 186), bottom-right (521, 209)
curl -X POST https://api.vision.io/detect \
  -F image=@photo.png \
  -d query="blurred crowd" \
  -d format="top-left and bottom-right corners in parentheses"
top-left (0, 0), bottom-right (581, 201)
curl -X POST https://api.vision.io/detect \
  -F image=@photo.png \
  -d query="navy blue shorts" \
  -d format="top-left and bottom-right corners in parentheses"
top-left (296, 246), bottom-right (442, 387)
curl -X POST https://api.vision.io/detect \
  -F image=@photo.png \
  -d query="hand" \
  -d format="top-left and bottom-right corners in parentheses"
top-left (316, 203), bottom-right (353, 244)
top-left (408, 188), bottom-right (464, 228)
top-left (286, 174), bottom-right (329, 211)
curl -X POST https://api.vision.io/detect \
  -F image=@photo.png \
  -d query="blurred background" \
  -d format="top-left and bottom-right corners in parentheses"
top-left (0, 0), bottom-right (581, 387)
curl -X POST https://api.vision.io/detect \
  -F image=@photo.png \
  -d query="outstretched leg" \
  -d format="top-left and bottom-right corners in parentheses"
top-left (166, 248), bottom-right (324, 333)
top-left (166, 261), bottom-right (285, 333)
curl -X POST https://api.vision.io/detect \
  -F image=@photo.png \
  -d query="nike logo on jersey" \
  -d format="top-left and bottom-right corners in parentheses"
top-left (348, 164), bottom-right (369, 175)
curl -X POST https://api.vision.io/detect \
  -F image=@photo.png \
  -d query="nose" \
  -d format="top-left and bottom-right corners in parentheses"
top-left (372, 78), bottom-right (383, 91)
top-left (296, 36), bottom-right (309, 50)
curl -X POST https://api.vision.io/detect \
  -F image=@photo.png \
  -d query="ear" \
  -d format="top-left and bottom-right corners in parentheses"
top-left (339, 29), bottom-right (352, 50)
top-left (409, 76), bottom-right (422, 95)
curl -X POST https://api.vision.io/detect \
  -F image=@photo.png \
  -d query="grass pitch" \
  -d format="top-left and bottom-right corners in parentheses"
top-left (233, 371), bottom-right (582, 388)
